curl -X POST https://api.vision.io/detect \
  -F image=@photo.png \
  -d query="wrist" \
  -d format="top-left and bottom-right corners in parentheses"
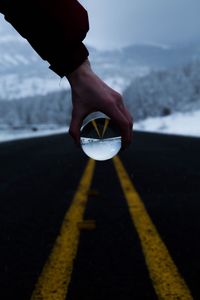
top-left (66, 58), bottom-right (93, 86)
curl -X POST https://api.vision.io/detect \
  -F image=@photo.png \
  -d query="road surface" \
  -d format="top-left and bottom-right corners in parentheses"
top-left (0, 131), bottom-right (200, 300)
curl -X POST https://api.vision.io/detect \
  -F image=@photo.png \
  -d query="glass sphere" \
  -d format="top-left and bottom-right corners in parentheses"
top-left (80, 112), bottom-right (121, 161)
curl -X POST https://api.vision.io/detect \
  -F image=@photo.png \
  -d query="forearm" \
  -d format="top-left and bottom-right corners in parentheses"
top-left (0, 0), bottom-right (89, 77)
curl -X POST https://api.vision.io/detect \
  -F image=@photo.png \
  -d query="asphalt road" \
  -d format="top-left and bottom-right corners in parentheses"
top-left (0, 131), bottom-right (200, 300)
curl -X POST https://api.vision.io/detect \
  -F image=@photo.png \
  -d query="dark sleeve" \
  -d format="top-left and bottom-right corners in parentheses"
top-left (0, 0), bottom-right (89, 77)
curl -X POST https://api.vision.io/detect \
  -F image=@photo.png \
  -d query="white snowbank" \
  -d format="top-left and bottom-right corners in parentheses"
top-left (0, 126), bottom-right (69, 143)
top-left (134, 110), bottom-right (200, 137)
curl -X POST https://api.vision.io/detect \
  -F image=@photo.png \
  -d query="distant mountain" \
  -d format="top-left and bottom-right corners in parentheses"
top-left (0, 33), bottom-right (68, 100)
top-left (1, 14), bottom-right (200, 129)
top-left (0, 32), bottom-right (150, 100)
top-left (92, 42), bottom-right (200, 69)
top-left (0, 36), bottom-right (45, 75)
top-left (1, 12), bottom-right (200, 101)
top-left (119, 43), bottom-right (200, 69)
top-left (0, 15), bottom-right (70, 100)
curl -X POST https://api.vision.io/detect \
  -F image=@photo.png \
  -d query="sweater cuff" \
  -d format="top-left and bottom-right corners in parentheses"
top-left (49, 43), bottom-right (89, 78)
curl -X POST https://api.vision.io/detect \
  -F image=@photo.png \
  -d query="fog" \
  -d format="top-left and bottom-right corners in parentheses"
top-left (81, 0), bottom-right (200, 49)
top-left (0, 0), bottom-right (200, 50)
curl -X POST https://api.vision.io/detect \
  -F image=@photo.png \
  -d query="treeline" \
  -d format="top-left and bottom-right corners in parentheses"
top-left (1, 59), bottom-right (200, 128)
top-left (123, 60), bottom-right (200, 121)
top-left (0, 90), bottom-right (72, 128)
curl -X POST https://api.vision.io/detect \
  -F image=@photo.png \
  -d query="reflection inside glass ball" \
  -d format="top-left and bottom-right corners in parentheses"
top-left (80, 117), bottom-right (121, 161)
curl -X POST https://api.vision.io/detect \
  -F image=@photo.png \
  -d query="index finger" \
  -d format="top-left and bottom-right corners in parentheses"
top-left (103, 106), bottom-right (133, 149)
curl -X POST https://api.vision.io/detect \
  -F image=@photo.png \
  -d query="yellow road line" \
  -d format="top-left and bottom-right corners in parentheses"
top-left (31, 159), bottom-right (95, 300)
top-left (92, 120), bottom-right (101, 137)
top-left (113, 156), bottom-right (193, 300)
top-left (102, 119), bottom-right (110, 138)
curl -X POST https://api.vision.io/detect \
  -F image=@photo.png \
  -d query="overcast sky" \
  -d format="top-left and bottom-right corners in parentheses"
top-left (0, 0), bottom-right (200, 50)
top-left (81, 0), bottom-right (200, 49)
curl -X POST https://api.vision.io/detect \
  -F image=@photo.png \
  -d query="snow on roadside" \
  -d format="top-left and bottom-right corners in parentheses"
top-left (134, 110), bottom-right (200, 137)
top-left (1, 110), bottom-right (200, 144)
top-left (0, 126), bottom-right (69, 143)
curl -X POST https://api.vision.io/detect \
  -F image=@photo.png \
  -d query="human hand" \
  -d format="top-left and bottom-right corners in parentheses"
top-left (66, 59), bottom-right (133, 149)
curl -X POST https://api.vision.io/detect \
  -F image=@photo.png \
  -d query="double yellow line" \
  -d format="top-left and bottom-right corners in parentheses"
top-left (31, 157), bottom-right (193, 300)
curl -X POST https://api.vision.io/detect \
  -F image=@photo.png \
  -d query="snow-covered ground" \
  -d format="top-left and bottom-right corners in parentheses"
top-left (0, 110), bottom-right (200, 144)
top-left (0, 125), bottom-right (69, 143)
top-left (134, 110), bottom-right (200, 137)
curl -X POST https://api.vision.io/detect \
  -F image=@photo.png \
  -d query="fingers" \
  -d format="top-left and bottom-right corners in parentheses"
top-left (103, 93), bottom-right (133, 149)
top-left (119, 114), bottom-right (133, 149)
top-left (69, 105), bottom-right (133, 150)
top-left (105, 105), bottom-right (133, 149)
top-left (121, 105), bottom-right (134, 149)
top-left (115, 94), bottom-right (133, 126)
top-left (69, 89), bottom-right (133, 150)
top-left (68, 109), bottom-right (83, 147)
top-left (117, 100), bottom-right (134, 149)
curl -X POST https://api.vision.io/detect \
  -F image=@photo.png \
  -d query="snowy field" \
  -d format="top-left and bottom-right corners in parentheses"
top-left (0, 110), bottom-right (200, 144)
top-left (0, 126), bottom-right (69, 143)
top-left (134, 110), bottom-right (200, 137)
